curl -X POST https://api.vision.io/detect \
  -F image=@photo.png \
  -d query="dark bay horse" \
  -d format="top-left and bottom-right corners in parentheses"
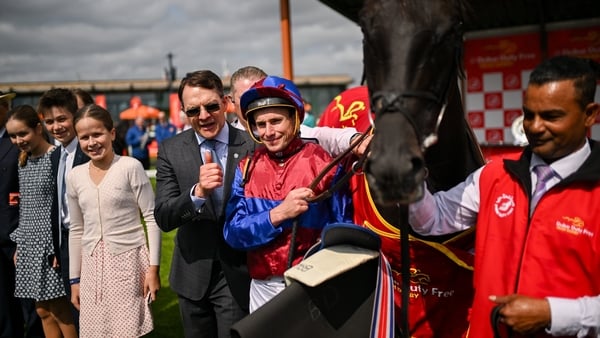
top-left (356, 0), bottom-right (486, 336)
top-left (360, 0), bottom-right (484, 204)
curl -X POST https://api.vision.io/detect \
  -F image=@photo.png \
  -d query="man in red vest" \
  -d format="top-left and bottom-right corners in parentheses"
top-left (409, 56), bottom-right (600, 337)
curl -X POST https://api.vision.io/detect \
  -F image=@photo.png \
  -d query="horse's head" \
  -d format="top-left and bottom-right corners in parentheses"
top-left (359, 0), bottom-right (467, 205)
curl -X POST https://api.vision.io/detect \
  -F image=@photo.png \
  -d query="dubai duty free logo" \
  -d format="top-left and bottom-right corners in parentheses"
top-left (494, 193), bottom-right (515, 218)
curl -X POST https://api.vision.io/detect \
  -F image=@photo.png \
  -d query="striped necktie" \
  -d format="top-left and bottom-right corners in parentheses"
top-left (531, 164), bottom-right (554, 210)
top-left (202, 139), bottom-right (224, 212)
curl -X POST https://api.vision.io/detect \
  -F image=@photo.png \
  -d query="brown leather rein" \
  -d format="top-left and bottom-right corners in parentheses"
top-left (286, 127), bottom-right (372, 269)
top-left (306, 126), bottom-right (373, 203)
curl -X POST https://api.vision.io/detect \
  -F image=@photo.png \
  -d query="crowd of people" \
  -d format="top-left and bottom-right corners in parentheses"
top-left (0, 55), bottom-right (598, 338)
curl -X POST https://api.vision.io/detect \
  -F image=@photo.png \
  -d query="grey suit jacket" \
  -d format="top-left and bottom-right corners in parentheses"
top-left (154, 125), bottom-right (255, 310)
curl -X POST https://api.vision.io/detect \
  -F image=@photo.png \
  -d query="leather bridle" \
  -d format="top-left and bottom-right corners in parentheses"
top-left (371, 89), bottom-right (448, 151)
top-left (368, 24), bottom-right (463, 152)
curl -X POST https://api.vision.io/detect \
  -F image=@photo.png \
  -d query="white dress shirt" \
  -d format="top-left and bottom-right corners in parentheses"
top-left (59, 137), bottom-right (79, 228)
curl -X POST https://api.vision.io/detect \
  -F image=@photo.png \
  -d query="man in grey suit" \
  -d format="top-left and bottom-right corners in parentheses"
top-left (155, 70), bottom-right (255, 338)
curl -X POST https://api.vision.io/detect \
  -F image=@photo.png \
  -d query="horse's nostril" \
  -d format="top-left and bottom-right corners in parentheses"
top-left (411, 157), bottom-right (424, 174)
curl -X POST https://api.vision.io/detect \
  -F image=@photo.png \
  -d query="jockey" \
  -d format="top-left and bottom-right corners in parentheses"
top-left (223, 76), bottom-right (353, 313)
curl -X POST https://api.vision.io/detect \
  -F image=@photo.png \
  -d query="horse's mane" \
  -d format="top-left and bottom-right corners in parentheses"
top-left (453, 0), bottom-right (471, 80)
top-left (455, 0), bottom-right (472, 22)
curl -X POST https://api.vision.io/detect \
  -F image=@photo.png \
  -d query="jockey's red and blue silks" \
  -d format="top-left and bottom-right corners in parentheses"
top-left (351, 174), bottom-right (474, 338)
top-left (468, 147), bottom-right (600, 338)
top-left (224, 138), bottom-right (353, 280)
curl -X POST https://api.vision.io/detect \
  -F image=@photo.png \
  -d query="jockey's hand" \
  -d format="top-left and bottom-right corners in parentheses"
top-left (351, 133), bottom-right (373, 157)
top-left (489, 294), bottom-right (551, 334)
top-left (270, 187), bottom-right (315, 226)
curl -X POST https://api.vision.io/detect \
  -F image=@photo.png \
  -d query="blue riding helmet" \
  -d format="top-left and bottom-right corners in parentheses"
top-left (240, 76), bottom-right (305, 124)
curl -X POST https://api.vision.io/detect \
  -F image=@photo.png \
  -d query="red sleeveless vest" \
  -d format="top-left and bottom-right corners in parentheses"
top-left (467, 159), bottom-right (600, 338)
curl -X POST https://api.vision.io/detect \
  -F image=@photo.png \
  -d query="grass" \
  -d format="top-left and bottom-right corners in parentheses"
top-left (145, 175), bottom-right (184, 338)
top-left (145, 231), bottom-right (183, 338)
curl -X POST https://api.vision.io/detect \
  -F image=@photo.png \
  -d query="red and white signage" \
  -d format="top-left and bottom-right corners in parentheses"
top-left (464, 25), bottom-right (600, 146)
top-left (464, 32), bottom-right (541, 145)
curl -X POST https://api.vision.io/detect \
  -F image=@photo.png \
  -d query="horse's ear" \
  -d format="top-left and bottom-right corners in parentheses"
top-left (360, 67), bottom-right (367, 85)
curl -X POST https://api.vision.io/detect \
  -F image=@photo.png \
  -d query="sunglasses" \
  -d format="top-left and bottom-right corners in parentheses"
top-left (184, 102), bottom-right (221, 117)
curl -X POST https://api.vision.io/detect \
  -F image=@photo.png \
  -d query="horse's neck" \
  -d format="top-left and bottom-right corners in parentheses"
top-left (373, 195), bottom-right (460, 243)
top-left (374, 203), bottom-right (404, 227)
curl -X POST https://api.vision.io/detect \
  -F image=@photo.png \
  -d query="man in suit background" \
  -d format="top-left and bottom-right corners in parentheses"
top-left (38, 88), bottom-right (90, 331)
top-left (155, 70), bottom-right (255, 338)
top-left (0, 91), bottom-right (43, 338)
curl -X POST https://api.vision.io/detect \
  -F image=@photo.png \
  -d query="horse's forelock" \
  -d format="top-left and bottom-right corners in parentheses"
top-left (361, 0), bottom-right (466, 129)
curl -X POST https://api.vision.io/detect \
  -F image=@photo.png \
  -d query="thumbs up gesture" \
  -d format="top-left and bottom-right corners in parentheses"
top-left (195, 150), bottom-right (224, 198)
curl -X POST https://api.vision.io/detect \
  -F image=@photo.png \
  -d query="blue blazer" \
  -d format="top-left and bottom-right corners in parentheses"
top-left (0, 132), bottom-right (19, 248)
top-left (50, 143), bottom-right (89, 260)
